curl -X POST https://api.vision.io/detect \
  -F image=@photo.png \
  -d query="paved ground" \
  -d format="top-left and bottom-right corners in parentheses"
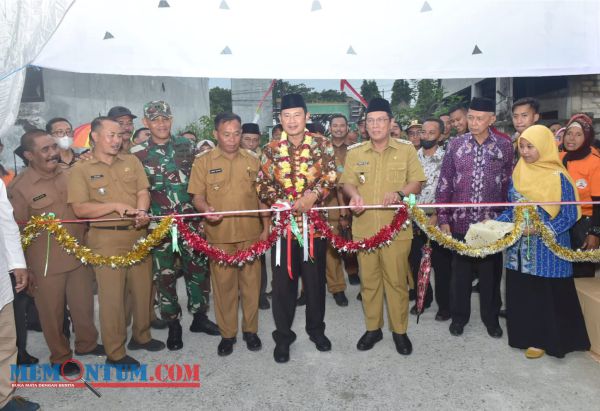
top-left (18, 268), bottom-right (600, 411)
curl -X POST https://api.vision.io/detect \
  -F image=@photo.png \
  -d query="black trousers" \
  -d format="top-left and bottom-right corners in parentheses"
top-left (450, 234), bottom-right (502, 327)
top-left (259, 254), bottom-right (268, 298)
top-left (408, 229), bottom-right (452, 312)
top-left (271, 238), bottom-right (326, 343)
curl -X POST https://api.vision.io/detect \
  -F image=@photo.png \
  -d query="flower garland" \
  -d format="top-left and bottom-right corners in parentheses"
top-left (307, 206), bottom-right (410, 252)
top-left (176, 210), bottom-right (291, 266)
top-left (278, 130), bottom-right (312, 201)
top-left (409, 205), bottom-right (526, 258)
top-left (21, 213), bottom-right (172, 267)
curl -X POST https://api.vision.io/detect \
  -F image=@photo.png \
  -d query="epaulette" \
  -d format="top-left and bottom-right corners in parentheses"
top-left (245, 149), bottom-right (259, 158)
top-left (394, 138), bottom-right (412, 145)
top-left (347, 142), bottom-right (367, 150)
top-left (195, 148), bottom-right (213, 158)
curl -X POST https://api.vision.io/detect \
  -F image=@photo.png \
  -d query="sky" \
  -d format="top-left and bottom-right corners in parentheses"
top-left (209, 78), bottom-right (398, 99)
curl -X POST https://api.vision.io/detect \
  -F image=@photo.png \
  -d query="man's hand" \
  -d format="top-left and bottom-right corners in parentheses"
top-left (259, 228), bottom-right (270, 242)
top-left (134, 210), bottom-right (150, 228)
top-left (13, 268), bottom-right (28, 293)
top-left (79, 150), bottom-right (93, 161)
top-left (292, 191), bottom-right (318, 215)
top-left (114, 203), bottom-right (136, 218)
top-left (204, 206), bottom-right (223, 222)
top-left (440, 224), bottom-right (451, 235)
top-left (382, 192), bottom-right (401, 207)
top-left (428, 214), bottom-right (438, 227)
top-left (349, 194), bottom-right (365, 214)
top-left (582, 234), bottom-right (600, 250)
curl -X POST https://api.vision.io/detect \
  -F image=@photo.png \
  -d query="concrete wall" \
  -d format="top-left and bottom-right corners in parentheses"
top-left (441, 78), bottom-right (484, 96)
top-left (231, 79), bottom-right (273, 134)
top-left (1, 69), bottom-right (209, 169)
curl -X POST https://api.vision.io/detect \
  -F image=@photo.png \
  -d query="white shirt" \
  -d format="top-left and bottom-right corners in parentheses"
top-left (0, 180), bottom-right (26, 309)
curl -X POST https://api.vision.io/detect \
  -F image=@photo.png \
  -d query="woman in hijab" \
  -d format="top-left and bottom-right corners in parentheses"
top-left (496, 125), bottom-right (590, 359)
top-left (560, 113), bottom-right (600, 277)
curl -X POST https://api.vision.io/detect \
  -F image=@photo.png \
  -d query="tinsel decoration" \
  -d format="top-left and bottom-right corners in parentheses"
top-left (307, 206), bottom-right (411, 253)
top-left (409, 205), bottom-right (527, 258)
top-left (21, 213), bottom-right (172, 267)
top-left (176, 211), bottom-right (291, 266)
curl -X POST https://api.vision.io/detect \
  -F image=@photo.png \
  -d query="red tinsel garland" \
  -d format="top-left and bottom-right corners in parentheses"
top-left (307, 206), bottom-right (410, 252)
top-left (176, 211), bottom-right (291, 266)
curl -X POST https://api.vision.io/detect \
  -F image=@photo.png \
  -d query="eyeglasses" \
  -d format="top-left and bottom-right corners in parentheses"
top-left (51, 129), bottom-right (73, 137)
top-left (366, 117), bottom-right (390, 126)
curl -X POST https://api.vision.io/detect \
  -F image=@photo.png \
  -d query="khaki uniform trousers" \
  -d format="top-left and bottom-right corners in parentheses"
top-left (0, 303), bottom-right (16, 408)
top-left (88, 228), bottom-right (152, 361)
top-left (33, 265), bottom-right (98, 363)
top-left (209, 240), bottom-right (260, 338)
top-left (357, 238), bottom-right (411, 334)
top-left (325, 209), bottom-right (347, 294)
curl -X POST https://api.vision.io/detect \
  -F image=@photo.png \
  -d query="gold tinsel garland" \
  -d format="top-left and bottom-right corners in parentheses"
top-left (21, 214), bottom-right (172, 267)
top-left (409, 205), bottom-right (527, 258)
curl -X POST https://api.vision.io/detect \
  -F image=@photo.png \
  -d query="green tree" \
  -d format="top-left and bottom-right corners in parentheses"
top-left (209, 87), bottom-right (232, 115)
top-left (177, 115), bottom-right (215, 143)
top-left (360, 80), bottom-right (381, 102)
top-left (414, 79), bottom-right (445, 118)
top-left (390, 79), bottom-right (413, 109)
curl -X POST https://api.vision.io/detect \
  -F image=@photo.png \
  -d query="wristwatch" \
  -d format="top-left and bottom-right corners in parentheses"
top-left (396, 191), bottom-right (406, 201)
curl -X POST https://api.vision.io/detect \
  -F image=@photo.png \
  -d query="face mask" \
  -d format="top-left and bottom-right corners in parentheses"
top-left (420, 139), bottom-right (438, 150)
top-left (57, 136), bottom-right (73, 150)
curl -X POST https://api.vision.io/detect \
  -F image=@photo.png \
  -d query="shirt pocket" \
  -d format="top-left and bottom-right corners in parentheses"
top-left (29, 194), bottom-right (55, 213)
top-left (386, 163), bottom-right (407, 184)
top-left (122, 174), bottom-right (139, 195)
top-left (207, 172), bottom-right (229, 195)
top-left (89, 177), bottom-right (111, 201)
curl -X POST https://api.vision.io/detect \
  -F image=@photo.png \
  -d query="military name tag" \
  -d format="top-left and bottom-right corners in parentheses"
top-left (90, 174), bottom-right (104, 180)
top-left (209, 168), bottom-right (223, 174)
top-left (32, 193), bottom-right (47, 202)
top-left (356, 161), bottom-right (369, 166)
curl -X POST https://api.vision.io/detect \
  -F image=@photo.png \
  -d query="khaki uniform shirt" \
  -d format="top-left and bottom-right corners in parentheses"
top-left (8, 167), bottom-right (84, 276)
top-left (67, 154), bottom-right (149, 228)
top-left (188, 147), bottom-right (262, 244)
top-left (326, 140), bottom-right (351, 213)
top-left (340, 138), bottom-right (426, 239)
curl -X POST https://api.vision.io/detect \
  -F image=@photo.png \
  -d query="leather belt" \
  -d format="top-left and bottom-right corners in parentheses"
top-left (91, 225), bottom-right (134, 231)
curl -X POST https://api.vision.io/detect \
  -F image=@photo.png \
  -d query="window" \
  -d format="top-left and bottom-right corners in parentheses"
top-left (20, 67), bottom-right (44, 103)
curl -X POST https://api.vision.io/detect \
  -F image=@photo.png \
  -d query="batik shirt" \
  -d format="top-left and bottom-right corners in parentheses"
top-left (131, 136), bottom-right (195, 220)
top-left (416, 146), bottom-right (445, 211)
top-left (435, 129), bottom-right (514, 234)
top-left (256, 132), bottom-right (337, 206)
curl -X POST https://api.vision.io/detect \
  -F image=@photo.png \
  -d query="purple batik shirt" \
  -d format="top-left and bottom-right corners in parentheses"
top-left (435, 129), bottom-right (514, 235)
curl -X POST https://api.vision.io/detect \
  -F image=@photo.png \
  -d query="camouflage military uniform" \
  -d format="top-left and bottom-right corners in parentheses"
top-left (131, 135), bottom-right (207, 321)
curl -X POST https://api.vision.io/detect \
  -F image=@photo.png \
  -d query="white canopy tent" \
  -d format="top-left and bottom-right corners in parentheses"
top-left (2, 0), bottom-right (600, 137)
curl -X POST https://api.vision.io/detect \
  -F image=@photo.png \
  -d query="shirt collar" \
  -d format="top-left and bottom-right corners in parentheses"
top-left (210, 146), bottom-right (243, 160)
top-left (365, 137), bottom-right (400, 152)
top-left (25, 165), bottom-right (63, 183)
top-left (467, 128), bottom-right (498, 146)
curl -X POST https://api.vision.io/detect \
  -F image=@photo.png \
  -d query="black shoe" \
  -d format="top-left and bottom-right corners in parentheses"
top-left (333, 292), bottom-right (348, 307)
top-left (309, 334), bottom-right (332, 352)
top-left (259, 296), bottom-right (270, 310)
top-left (189, 312), bottom-right (220, 335)
top-left (499, 309), bottom-right (507, 319)
top-left (449, 322), bottom-right (464, 336)
top-left (127, 338), bottom-right (166, 352)
top-left (487, 325), bottom-right (503, 339)
top-left (242, 332), bottom-right (262, 351)
top-left (435, 310), bottom-right (451, 322)
top-left (106, 354), bottom-right (140, 368)
top-left (1, 396), bottom-right (40, 411)
top-left (17, 351), bottom-right (39, 365)
top-left (296, 292), bottom-right (306, 306)
top-left (217, 337), bottom-right (236, 356)
top-left (75, 344), bottom-right (106, 356)
top-left (167, 320), bottom-right (183, 351)
top-left (356, 329), bottom-right (383, 351)
top-left (348, 274), bottom-right (360, 285)
top-left (392, 333), bottom-right (413, 355)
top-left (356, 292), bottom-right (362, 301)
top-left (58, 361), bottom-right (81, 377)
top-left (151, 318), bottom-right (169, 330)
top-left (273, 342), bottom-right (290, 363)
